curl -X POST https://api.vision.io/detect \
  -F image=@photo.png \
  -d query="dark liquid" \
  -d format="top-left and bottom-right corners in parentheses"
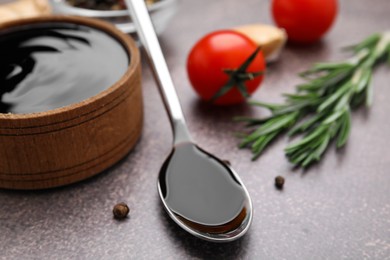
top-left (159, 143), bottom-right (249, 234)
top-left (0, 23), bottom-right (129, 114)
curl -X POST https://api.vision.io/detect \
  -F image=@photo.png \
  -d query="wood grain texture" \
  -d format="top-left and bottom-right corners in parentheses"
top-left (0, 16), bottom-right (143, 189)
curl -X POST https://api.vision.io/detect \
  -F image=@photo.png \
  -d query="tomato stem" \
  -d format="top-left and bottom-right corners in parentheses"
top-left (210, 46), bottom-right (264, 103)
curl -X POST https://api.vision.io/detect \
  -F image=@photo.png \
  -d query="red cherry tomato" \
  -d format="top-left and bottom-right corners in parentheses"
top-left (272, 0), bottom-right (338, 43)
top-left (187, 30), bottom-right (266, 105)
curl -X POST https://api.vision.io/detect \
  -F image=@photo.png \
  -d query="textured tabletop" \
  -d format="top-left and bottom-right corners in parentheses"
top-left (1, 0), bottom-right (390, 259)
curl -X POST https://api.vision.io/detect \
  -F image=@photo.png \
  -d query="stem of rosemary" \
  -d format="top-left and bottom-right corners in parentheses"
top-left (236, 32), bottom-right (390, 167)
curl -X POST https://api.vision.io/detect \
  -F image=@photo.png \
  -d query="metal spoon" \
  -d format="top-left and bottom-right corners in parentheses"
top-left (125, 0), bottom-right (253, 242)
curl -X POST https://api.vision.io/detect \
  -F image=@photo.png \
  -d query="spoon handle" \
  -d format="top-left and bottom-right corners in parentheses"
top-left (125, 0), bottom-right (192, 145)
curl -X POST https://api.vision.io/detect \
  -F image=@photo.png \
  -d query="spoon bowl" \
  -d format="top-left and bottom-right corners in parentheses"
top-left (158, 142), bottom-right (253, 242)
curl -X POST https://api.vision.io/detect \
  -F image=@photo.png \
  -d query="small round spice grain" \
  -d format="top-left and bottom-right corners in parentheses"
top-left (113, 202), bottom-right (130, 220)
top-left (274, 176), bottom-right (285, 189)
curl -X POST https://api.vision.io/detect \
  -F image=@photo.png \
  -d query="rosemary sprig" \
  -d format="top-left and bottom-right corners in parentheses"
top-left (236, 32), bottom-right (390, 167)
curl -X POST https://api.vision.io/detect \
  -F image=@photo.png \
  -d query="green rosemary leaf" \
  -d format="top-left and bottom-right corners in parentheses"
top-left (336, 110), bottom-right (351, 148)
top-left (297, 83), bottom-right (321, 91)
top-left (290, 151), bottom-right (310, 165)
top-left (365, 71), bottom-right (374, 107)
top-left (334, 91), bottom-right (352, 111)
top-left (302, 153), bottom-right (316, 167)
top-left (285, 125), bottom-right (327, 152)
top-left (322, 107), bottom-right (347, 125)
top-left (284, 93), bottom-right (319, 103)
top-left (272, 101), bottom-right (315, 115)
top-left (350, 90), bottom-right (366, 108)
top-left (298, 69), bottom-right (353, 97)
top-left (238, 118), bottom-right (279, 147)
top-left (318, 69), bottom-right (353, 93)
top-left (301, 62), bottom-right (354, 76)
top-left (313, 133), bottom-right (330, 160)
top-left (353, 68), bottom-right (372, 93)
top-left (349, 49), bottom-right (371, 67)
top-left (238, 112), bottom-right (297, 148)
top-left (236, 32), bottom-right (390, 168)
top-left (251, 131), bottom-right (279, 160)
top-left (318, 82), bottom-right (352, 112)
top-left (344, 33), bottom-right (381, 53)
top-left (288, 112), bottom-right (326, 136)
top-left (288, 134), bottom-right (322, 158)
top-left (330, 118), bottom-right (344, 138)
top-left (251, 135), bottom-right (267, 152)
top-left (251, 112), bottom-right (298, 136)
top-left (233, 116), bottom-right (268, 125)
top-left (372, 34), bottom-right (390, 60)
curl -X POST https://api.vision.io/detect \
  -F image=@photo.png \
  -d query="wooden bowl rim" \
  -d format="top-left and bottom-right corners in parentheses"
top-left (0, 15), bottom-right (140, 122)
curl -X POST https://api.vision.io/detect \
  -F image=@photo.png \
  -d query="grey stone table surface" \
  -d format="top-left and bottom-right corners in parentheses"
top-left (1, 0), bottom-right (390, 259)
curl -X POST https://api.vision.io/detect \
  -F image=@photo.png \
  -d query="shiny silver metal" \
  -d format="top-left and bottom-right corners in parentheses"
top-left (125, 0), bottom-right (190, 145)
top-left (125, 0), bottom-right (253, 242)
top-left (50, 0), bottom-right (178, 34)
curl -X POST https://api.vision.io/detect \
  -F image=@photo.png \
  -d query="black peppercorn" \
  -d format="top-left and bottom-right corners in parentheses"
top-left (274, 176), bottom-right (285, 189)
top-left (113, 202), bottom-right (130, 219)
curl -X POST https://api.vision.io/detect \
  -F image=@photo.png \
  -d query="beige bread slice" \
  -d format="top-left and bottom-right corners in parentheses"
top-left (0, 0), bottom-right (51, 24)
top-left (233, 24), bottom-right (287, 62)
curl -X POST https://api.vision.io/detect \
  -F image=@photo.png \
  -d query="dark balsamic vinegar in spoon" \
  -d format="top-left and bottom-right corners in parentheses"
top-left (159, 142), bottom-right (249, 234)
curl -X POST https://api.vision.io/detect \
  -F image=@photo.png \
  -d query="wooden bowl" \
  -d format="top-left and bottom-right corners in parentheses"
top-left (0, 16), bottom-right (142, 190)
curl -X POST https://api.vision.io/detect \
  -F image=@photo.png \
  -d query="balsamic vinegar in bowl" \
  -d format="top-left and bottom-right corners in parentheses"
top-left (0, 16), bottom-right (142, 190)
top-left (0, 22), bottom-right (129, 114)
